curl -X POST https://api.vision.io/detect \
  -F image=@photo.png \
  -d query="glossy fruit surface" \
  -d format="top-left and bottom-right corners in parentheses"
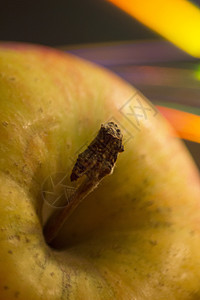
top-left (0, 43), bottom-right (200, 300)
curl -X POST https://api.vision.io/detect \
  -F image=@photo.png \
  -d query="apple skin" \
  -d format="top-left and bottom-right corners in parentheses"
top-left (0, 42), bottom-right (200, 300)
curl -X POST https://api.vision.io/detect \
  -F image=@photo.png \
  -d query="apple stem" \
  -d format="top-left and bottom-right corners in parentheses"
top-left (43, 122), bottom-right (124, 245)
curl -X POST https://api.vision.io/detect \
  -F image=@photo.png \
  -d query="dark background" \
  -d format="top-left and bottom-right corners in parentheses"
top-left (0, 0), bottom-right (200, 46)
top-left (0, 0), bottom-right (178, 46)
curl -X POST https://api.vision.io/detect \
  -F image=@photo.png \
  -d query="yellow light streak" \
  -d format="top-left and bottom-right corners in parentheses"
top-left (108, 0), bottom-right (200, 57)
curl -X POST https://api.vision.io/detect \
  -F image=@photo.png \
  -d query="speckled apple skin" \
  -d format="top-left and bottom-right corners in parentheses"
top-left (0, 43), bottom-right (200, 300)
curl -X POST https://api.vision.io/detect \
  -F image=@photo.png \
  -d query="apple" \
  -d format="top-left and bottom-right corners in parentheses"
top-left (0, 42), bottom-right (200, 300)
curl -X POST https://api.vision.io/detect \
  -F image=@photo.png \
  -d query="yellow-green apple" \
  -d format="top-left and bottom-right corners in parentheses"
top-left (0, 42), bottom-right (200, 300)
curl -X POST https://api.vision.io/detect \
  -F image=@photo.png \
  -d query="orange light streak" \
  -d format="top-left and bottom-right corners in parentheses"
top-left (156, 105), bottom-right (200, 143)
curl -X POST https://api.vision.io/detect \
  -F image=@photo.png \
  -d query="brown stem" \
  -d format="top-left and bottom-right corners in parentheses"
top-left (43, 176), bottom-right (99, 244)
top-left (43, 121), bottom-right (124, 245)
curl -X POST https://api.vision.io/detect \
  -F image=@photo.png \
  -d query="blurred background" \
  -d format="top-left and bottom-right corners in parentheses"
top-left (0, 0), bottom-right (200, 168)
top-left (0, 0), bottom-right (162, 46)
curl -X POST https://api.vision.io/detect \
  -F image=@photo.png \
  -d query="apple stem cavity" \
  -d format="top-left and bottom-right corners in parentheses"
top-left (43, 122), bottom-right (124, 245)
